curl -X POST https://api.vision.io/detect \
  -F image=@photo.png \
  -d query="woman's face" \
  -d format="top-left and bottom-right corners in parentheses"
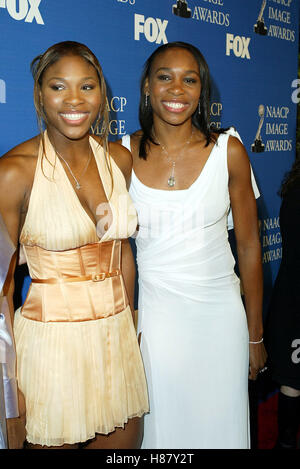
top-left (146, 47), bottom-right (201, 126)
top-left (40, 54), bottom-right (101, 141)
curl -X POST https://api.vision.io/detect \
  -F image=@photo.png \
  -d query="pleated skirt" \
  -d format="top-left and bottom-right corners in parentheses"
top-left (14, 306), bottom-right (149, 447)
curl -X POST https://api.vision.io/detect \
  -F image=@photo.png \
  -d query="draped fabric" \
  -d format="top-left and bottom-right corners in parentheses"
top-left (8, 132), bottom-right (148, 446)
top-left (121, 128), bottom-right (260, 231)
top-left (14, 304), bottom-right (147, 446)
top-left (20, 131), bottom-right (137, 250)
top-left (123, 129), bottom-right (251, 448)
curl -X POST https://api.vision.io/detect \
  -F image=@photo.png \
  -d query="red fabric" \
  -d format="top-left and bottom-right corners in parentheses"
top-left (258, 393), bottom-right (278, 449)
top-left (258, 392), bottom-right (300, 449)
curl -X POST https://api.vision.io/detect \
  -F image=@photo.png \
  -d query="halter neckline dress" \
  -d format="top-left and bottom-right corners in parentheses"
top-left (14, 131), bottom-right (148, 447)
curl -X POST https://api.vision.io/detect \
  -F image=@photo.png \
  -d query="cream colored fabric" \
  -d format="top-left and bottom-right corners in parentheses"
top-left (14, 132), bottom-right (148, 446)
top-left (20, 131), bottom-right (137, 249)
top-left (14, 305), bottom-right (147, 446)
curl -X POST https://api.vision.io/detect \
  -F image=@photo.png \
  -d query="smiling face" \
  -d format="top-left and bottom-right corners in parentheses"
top-left (145, 47), bottom-right (201, 126)
top-left (40, 54), bottom-right (102, 141)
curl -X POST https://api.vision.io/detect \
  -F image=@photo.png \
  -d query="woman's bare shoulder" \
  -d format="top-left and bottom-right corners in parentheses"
top-left (131, 130), bottom-right (142, 143)
top-left (127, 130), bottom-right (143, 159)
top-left (2, 135), bottom-right (40, 160)
top-left (0, 136), bottom-right (40, 184)
top-left (109, 141), bottom-right (133, 178)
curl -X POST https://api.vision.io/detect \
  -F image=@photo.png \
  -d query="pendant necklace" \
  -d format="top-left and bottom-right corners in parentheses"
top-left (56, 145), bottom-right (92, 190)
top-left (153, 127), bottom-right (194, 187)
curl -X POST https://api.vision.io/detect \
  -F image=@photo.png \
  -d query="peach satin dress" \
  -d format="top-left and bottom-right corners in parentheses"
top-left (13, 132), bottom-right (148, 447)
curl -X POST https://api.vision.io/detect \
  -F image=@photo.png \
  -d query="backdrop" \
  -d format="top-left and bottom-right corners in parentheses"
top-left (0, 0), bottom-right (299, 314)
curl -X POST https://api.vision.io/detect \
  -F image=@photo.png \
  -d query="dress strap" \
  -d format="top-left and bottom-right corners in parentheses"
top-left (121, 134), bottom-right (131, 152)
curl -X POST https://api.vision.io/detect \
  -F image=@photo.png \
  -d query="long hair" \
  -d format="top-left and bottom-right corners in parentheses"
top-left (138, 41), bottom-right (223, 159)
top-left (30, 41), bottom-right (112, 188)
top-left (280, 151), bottom-right (300, 197)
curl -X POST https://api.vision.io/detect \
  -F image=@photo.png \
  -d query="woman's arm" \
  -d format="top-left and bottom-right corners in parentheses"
top-left (121, 239), bottom-right (137, 324)
top-left (227, 136), bottom-right (267, 380)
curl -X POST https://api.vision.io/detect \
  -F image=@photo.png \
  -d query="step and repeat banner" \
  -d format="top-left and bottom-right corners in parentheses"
top-left (0, 0), bottom-right (299, 312)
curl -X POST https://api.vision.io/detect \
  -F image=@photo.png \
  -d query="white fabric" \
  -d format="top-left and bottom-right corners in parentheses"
top-left (0, 213), bottom-right (18, 425)
top-left (121, 128), bottom-right (260, 230)
top-left (0, 213), bottom-right (18, 448)
top-left (225, 128), bottom-right (260, 229)
top-left (0, 298), bottom-right (18, 419)
top-left (123, 130), bottom-right (251, 449)
top-left (0, 364), bottom-right (7, 448)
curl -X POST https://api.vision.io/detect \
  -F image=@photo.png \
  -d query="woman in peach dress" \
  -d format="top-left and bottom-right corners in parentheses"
top-left (0, 41), bottom-right (148, 449)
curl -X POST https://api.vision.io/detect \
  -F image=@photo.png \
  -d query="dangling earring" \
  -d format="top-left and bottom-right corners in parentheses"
top-left (198, 101), bottom-right (201, 115)
top-left (145, 93), bottom-right (149, 108)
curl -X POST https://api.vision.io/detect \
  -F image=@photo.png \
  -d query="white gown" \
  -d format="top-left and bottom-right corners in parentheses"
top-left (122, 129), bottom-right (257, 449)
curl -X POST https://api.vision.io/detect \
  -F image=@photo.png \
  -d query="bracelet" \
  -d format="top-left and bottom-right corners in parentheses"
top-left (249, 337), bottom-right (263, 344)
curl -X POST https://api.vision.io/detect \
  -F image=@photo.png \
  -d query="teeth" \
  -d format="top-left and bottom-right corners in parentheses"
top-left (61, 113), bottom-right (86, 120)
top-left (165, 102), bottom-right (185, 109)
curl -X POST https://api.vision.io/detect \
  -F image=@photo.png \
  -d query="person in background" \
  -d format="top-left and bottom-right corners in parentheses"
top-left (265, 153), bottom-right (300, 450)
top-left (0, 41), bottom-right (148, 449)
top-left (119, 41), bottom-right (267, 449)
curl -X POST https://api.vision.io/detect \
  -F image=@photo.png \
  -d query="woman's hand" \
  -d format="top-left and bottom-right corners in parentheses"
top-left (249, 342), bottom-right (268, 380)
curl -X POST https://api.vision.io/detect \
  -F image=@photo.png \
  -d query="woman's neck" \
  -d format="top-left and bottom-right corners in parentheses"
top-left (152, 119), bottom-right (194, 151)
top-left (46, 129), bottom-right (91, 163)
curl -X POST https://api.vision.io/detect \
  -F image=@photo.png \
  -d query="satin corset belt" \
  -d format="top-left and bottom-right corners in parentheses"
top-left (21, 240), bottom-right (128, 322)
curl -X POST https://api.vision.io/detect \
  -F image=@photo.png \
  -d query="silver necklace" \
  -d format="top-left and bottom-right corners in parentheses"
top-left (154, 128), bottom-right (194, 187)
top-left (56, 145), bottom-right (92, 190)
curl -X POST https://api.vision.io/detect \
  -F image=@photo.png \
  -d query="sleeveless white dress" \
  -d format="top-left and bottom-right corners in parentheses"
top-left (122, 129), bottom-right (258, 449)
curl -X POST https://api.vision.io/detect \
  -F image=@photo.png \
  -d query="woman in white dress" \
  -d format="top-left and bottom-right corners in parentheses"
top-left (120, 42), bottom-right (267, 449)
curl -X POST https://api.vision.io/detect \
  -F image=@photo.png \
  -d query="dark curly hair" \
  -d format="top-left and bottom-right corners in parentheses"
top-left (138, 41), bottom-right (225, 159)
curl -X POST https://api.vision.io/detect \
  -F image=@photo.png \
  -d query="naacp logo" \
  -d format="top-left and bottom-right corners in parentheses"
top-left (252, 105), bottom-right (265, 153)
top-left (254, 0), bottom-right (295, 41)
top-left (0, 79), bottom-right (6, 104)
top-left (0, 0), bottom-right (44, 24)
top-left (226, 34), bottom-right (251, 60)
top-left (252, 104), bottom-right (292, 153)
top-left (172, 0), bottom-right (191, 19)
top-left (134, 14), bottom-right (168, 44)
top-left (91, 96), bottom-right (128, 137)
top-left (260, 217), bottom-right (282, 265)
top-left (210, 102), bottom-right (222, 130)
top-left (191, 1), bottom-right (230, 27)
top-left (254, 0), bottom-right (267, 35)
